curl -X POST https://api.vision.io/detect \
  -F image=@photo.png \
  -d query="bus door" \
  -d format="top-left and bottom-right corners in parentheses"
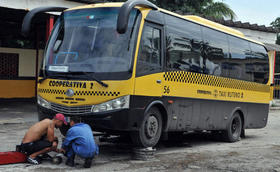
top-left (134, 22), bottom-right (164, 98)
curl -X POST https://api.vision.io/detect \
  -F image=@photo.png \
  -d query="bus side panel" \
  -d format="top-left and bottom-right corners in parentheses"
top-left (165, 97), bottom-right (236, 131)
top-left (165, 97), bottom-right (193, 131)
top-left (164, 96), bottom-right (269, 131)
top-left (246, 103), bottom-right (269, 129)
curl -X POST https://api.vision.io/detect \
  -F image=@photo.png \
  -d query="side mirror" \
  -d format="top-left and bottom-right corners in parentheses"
top-left (22, 6), bottom-right (67, 37)
top-left (117, 0), bottom-right (157, 34)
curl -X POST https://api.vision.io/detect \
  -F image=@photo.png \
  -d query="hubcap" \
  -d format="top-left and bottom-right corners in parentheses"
top-left (145, 115), bottom-right (159, 138)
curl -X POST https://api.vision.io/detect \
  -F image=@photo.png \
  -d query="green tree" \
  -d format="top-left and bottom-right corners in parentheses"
top-left (271, 17), bottom-right (280, 29)
top-left (108, 0), bottom-right (236, 20)
top-left (270, 17), bottom-right (280, 45)
top-left (200, 0), bottom-right (236, 20)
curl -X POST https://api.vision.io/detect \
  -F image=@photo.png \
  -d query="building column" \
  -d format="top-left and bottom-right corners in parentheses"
top-left (46, 15), bottom-right (54, 40)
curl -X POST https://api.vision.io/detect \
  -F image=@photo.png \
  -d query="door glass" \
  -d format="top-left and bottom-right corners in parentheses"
top-left (137, 25), bottom-right (161, 76)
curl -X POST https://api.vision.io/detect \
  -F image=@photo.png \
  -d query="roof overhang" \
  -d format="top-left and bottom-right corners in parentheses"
top-left (0, 0), bottom-right (84, 11)
top-left (264, 43), bottom-right (280, 52)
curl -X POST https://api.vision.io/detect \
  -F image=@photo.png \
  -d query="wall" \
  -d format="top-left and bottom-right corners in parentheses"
top-left (231, 27), bottom-right (277, 44)
top-left (0, 47), bottom-right (44, 98)
top-left (0, 47), bottom-right (44, 77)
top-left (0, 0), bottom-right (86, 99)
top-left (0, 0), bottom-right (84, 10)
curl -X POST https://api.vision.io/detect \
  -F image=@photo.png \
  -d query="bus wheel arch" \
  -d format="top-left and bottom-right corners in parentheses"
top-left (235, 110), bottom-right (245, 138)
top-left (223, 109), bottom-right (244, 142)
top-left (151, 103), bottom-right (168, 132)
top-left (229, 108), bottom-right (245, 129)
top-left (131, 101), bottom-right (166, 147)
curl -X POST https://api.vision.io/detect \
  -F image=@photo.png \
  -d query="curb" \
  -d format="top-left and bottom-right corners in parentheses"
top-left (269, 107), bottom-right (280, 110)
top-left (0, 118), bottom-right (24, 125)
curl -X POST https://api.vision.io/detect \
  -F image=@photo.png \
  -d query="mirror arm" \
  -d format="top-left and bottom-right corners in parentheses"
top-left (22, 6), bottom-right (67, 37)
top-left (117, 0), bottom-right (157, 34)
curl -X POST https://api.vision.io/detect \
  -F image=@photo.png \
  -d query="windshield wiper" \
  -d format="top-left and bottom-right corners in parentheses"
top-left (39, 72), bottom-right (73, 83)
top-left (68, 71), bottom-right (108, 88)
top-left (39, 71), bottom-right (108, 87)
top-left (38, 70), bottom-right (48, 84)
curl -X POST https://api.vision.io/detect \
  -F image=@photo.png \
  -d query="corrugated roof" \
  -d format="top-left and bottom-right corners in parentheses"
top-left (206, 17), bottom-right (278, 33)
top-left (264, 43), bottom-right (280, 51)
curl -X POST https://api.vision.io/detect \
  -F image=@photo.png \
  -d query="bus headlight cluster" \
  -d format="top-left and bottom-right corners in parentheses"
top-left (37, 95), bottom-right (51, 109)
top-left (91, 95), bottom-right (130, 113)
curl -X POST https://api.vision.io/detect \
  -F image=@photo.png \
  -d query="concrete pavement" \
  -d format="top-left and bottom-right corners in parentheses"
top-left (0, 100), bottom-right (280, 171)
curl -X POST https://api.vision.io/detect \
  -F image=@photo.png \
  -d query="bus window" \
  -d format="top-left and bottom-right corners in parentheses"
top-left (44, 8), bottom-right (141, 79)
top-left (202, 27), bottom-right (229, 77)
top-left (164, 14), bottom-right (203, 73)
top-left (136, 25), bottom-right (161, 76)
top-left (249, 43), bottom-right (269, 84)
top-left (228, 36), bottom-right (251, 81)
top-left (166, 32), bottom-right (203, 73)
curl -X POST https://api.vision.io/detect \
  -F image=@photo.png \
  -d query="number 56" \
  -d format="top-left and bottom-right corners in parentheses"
top-left (164, 86), bottom-right (170, 94)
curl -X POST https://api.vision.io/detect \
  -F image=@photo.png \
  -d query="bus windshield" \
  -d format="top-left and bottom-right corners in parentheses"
top-left (44, 7), bottom-right (141, 79)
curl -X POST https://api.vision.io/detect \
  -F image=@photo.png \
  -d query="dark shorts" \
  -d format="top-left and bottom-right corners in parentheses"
top-left (20, 140), bottom-right (52, 155)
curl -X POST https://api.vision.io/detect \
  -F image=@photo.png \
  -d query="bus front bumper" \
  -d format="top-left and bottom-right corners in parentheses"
top-left (38, 105), bottom-right (145, 133)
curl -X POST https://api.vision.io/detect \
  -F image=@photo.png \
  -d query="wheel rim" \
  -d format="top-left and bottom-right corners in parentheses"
top-left (145, 115), bottom-right (159, 139)
top-left (231, 117), bottom-right (241, 138)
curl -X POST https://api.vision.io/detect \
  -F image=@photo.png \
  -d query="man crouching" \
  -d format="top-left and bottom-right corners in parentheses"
top-left (58, 117), bottom-right (99, 168)
top-left (20, 113), bottom-right (67, 164)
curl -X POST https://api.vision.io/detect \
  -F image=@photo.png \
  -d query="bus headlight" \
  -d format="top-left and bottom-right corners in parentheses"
top-left (37, 95), bottom-right (51, 109)
top-left (91, 95), bottom-right (130, 113)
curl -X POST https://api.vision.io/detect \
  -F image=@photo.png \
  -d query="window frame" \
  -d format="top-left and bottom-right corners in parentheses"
top-left (160, 11), bottom-right (269, 84)
top-left (201, 26), bottom-right (230, 77)
top-left (136, 22), bottom-right (164, 77)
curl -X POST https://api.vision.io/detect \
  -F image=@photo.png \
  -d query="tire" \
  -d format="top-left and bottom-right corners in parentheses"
top-left (131, 107), bottom-right (163, 147)
top-left (241, 129), bottom-right (245, 138)
top-left (223, 112), bottom-right (242, 142)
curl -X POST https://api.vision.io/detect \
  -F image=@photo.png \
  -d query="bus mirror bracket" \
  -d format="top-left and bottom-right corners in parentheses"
top-left (117, 0), bottom-right (158, 34)
top-left (21, 6), bottom-right (68, 37)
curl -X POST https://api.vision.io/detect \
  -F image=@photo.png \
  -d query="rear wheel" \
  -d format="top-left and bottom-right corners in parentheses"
top-left (131, 107), bottom-right (162, 147)
top-left (223, 112), bottom-right (242, 142)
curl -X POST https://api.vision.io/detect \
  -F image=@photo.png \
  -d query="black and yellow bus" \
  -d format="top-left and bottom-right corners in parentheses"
top-left (22, 0), bottom-right (272, 147)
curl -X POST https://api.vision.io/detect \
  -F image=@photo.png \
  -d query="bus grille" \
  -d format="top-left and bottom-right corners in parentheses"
top-left (50, 102), bottom-right (92, 115)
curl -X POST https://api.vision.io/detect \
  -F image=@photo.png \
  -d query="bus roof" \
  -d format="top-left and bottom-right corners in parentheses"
top-left (183, 15), bottom-right (245, 38)
top-left (158, 8), bottom-right (265, 46)
top-left (65, 2), bottom-right (264, 46)
top-left (65, 2), bottom-right (123, 11)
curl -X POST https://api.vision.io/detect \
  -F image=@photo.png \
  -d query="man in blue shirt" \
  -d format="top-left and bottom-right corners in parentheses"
top-left (59, 117), bottom-right (99, 168)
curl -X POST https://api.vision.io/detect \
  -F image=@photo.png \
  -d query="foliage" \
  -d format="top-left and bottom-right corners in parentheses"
top-left (271, 17), bottom-right (280, 30)
top-left (107, 0), bottom-right (236, 20)
top-left (270, 17), bottom-right (280, 45)
top-left (276, 35), bottom-right (280, 45)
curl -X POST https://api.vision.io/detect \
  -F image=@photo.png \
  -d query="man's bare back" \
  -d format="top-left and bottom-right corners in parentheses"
top-left (22, 119), bottom-right (54, 143)
top-left (20, 114), bottom-right (66, 164)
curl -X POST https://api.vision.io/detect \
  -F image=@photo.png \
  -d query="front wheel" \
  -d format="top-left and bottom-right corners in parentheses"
top-left (223, 112), bottom-right (242, 142)
top-left (131, 107), bottom-right (162, 147)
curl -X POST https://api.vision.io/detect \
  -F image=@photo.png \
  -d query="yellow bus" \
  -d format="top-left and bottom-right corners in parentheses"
top-left (22, 0), bottom-right (271, 147)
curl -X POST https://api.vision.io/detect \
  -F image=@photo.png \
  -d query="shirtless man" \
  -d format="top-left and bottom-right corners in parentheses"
top-left (20, 113), bottom-right (67, 164)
